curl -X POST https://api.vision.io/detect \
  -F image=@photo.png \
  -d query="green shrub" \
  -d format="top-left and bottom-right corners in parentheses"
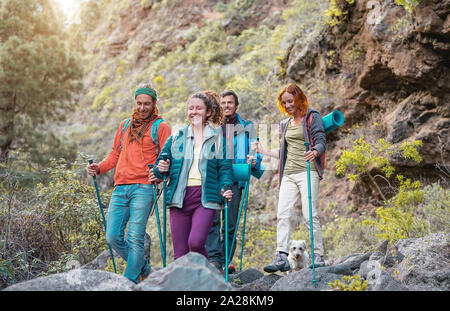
top-left (363, 175), bottom-right (425, 243)
top-left (237, 210), bottom-right (277, 270)
top-left (362, 181), bottom-right (449, 245)
top-left (0, 259), bottom-right (13, 286)
top-left (105, 257), bottom-right (127, 275)
top-left (34, 157), bottom-right (109, 264)
top-left (419, 183), bottom-right (450, 234)
top-left (185, 22), bottom-right (228, 65)
top-left (329, 274), bottom-right (368, 291)
top-left (0, 155), bottom-right (110, 288)
top-left (334, 134), bottom-right (447, 246)
top-left (324, 0), bottom-right (355, 26)
top-left (322, 216), bottom-right (379, 259)
top-left (335, 135), bottom-right (422, 202)
top-left (92, 85), bottom-right (116, 110)
top-left (395, 0), bottom-right (421, 13)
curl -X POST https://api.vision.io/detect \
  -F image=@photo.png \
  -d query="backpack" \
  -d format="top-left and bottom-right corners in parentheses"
top-left (118, 117), bottom-right (164, 155)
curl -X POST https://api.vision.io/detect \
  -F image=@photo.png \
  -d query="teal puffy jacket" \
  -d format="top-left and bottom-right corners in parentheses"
top-left (153, 124), bottom-right (233, 210)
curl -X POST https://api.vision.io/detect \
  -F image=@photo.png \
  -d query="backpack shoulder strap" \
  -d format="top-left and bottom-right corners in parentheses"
top-left (123, 118), bottom-right (131, 132)
top-left (306, 112), bottom-right (326, 171)
top-left (307, 113), bottom-right (313, 135)
top-left (118, 117), bottom-right (131, 151)
top-left (303, 112), bottom-right (313, 145)
top-left (151, 118), bottom-right (164, 156)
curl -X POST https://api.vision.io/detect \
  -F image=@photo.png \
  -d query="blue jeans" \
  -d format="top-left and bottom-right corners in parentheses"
top-left (106, 184), bottom-right (153, 283)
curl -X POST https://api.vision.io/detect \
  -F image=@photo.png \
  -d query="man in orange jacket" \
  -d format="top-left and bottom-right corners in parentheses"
top-left (87, 84), bottom-right (171, 283)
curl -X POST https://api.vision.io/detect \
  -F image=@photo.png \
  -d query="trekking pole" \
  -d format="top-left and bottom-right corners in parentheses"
top-left (224, 185), bottom-right (232, 282)
top-left (87, 159), bottom-right (117, 274)
top-left (229, 138), bottom-right (257, 270)
top-left (304, 143), bottom-right (317, 287)
top-left (148, 164), bottom-right (166, 267)
top-left (239, 180), bottom-right (250, 272)
top-left (161, 154), bottom-right (169, 268)
top-left (228, 179), bottom-right (251, 272)
top-left (238, 138), bottom-right (258, 271)
top-left (228, 180), bottom-right (248, 268)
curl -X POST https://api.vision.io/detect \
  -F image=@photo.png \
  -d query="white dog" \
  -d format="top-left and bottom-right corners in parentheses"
top-left (287, 240), bottom-right (309, 274)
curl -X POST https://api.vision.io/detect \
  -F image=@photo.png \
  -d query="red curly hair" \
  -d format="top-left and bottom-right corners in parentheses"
top-left (277, 83), bottom-right (309, 117)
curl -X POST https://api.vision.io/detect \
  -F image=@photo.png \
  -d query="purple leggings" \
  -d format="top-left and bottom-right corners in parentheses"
top-left (170, 186), bottom-right (216, 260)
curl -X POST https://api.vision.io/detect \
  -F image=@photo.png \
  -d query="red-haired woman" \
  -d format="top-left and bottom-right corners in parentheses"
top-left (254, 83), bottom-right (326, 273)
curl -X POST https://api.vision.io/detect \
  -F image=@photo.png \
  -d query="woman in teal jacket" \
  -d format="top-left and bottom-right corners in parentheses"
top-left (149, 92), bottom-right (233, 260)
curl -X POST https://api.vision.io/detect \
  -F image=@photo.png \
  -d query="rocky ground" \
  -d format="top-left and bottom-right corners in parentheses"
top-left (4, 232), bottom-right (448, 291)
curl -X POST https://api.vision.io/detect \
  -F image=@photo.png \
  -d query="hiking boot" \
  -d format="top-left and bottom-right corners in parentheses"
top-left (227, 263), bottom-right (236, 274)
top-left (138, 268), bottom-right (152, 282)
top-left (210, 261), bottom-right (223, 272)
top-left (310, 254), bottom-right (326, 268)
top-left (264, 252), bottom-right (290, 273)
top-left (138, 261), bottom-right (152, 283)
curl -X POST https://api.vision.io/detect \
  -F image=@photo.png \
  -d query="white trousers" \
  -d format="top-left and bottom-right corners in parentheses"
top-left (276, 171), bottom-right (324, 256)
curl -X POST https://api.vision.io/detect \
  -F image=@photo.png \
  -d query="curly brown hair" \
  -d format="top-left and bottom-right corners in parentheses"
top-left (188, 92), bottom-right (224, 126)
top-left (203, 90), bottom-right (224, 126)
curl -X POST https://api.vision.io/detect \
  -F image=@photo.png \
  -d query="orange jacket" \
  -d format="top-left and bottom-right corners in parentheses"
top-left (98, 116), bottom-right (171, 185)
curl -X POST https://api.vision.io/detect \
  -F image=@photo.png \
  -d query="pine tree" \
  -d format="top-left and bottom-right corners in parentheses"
top-left (0, 0), bottom-right (83, 163)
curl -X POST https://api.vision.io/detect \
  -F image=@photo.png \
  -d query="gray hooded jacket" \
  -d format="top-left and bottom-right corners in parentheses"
top-left (278, 108), bottom-right (326, 184)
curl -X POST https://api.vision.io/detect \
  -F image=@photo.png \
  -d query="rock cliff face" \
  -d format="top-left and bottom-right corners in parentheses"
top-left (75, 0), bottom-right (448, 210)
top-left (99, 0), bottom-right (288, 58)
top-left (283, 0), bottom-right (449, 209)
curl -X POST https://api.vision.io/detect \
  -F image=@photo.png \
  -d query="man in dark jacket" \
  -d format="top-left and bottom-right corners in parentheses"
top-left (206, 90), bottom-right (264, 273)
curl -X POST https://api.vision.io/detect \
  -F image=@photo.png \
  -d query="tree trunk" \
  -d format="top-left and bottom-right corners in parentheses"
top-left (0, 141), bottom-right (12, 162)
top-left (367, 171), bottom-right (387, 203)
top-left (1, 92), bottom-right (16, 162)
